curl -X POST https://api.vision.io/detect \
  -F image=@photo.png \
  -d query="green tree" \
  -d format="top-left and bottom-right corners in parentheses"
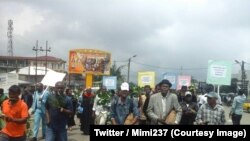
top-left (110, 62), bottom-right (126, 88)
top-left (93, 62), bottom-right (126, 88)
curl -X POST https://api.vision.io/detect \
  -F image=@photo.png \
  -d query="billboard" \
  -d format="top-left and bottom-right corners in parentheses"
top-left (68, 49), bottom-right (111, 75)
top-left (162, 72), bottom-right (177, 89)
top-left (138, 72), bottom-right (155, 88)
top-left (206, 60), bottom-right (232, 85)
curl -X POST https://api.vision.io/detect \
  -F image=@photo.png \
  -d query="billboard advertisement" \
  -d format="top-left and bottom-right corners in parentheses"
top-left (68, 49), bottom-right (111, 75)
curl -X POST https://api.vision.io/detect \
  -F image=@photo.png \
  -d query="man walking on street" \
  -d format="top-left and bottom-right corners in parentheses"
top-left (196, 92), bottom-right (226, 125)
top-left (0, 85), bottom-right (29, 141)
top-left (31, 83), bottom-right (49, 141)
top-left (230, 89), bottom-right (246, 125)
top-left (147, 79), bottom-right (182, 125)
top-left (45, 81), bottom-right (73, 141)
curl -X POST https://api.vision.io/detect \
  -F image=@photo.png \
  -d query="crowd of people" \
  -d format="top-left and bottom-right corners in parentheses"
top-left (0, 78), bottom-right (247, 141)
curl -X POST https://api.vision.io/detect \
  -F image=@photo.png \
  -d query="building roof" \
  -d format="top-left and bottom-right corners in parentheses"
top-left (9, 66), bottom-right (54, 75)
top-left (0, 55), bottom-right (66, 63)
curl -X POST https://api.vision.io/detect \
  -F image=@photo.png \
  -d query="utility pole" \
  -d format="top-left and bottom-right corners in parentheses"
top-left (241, 61), bottom-right (247, 95)
top-left (127, 55), bottom-right (137, 83)
top-left (33, 40), bottom-right (43, 83)
top-left (235, 60), bottom-right (248, 97)
top-left (33, 40), bottom-right (39, 83)
top-left (180, 66), bottom-right (183, 75)
top-left (127, 58), bottom-right (131, 83)
top-left (40, 41), bottom-right (51, 74)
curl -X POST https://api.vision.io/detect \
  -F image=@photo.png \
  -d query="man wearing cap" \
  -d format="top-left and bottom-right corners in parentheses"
top-left (147, 79), bottom-right (182, 125)
top-left (195, 92), bottom-right (226, 125)
top-left (198, 84), bottom-right (222, 107)
top-left (110, 82), bottom-right (139, 125)
top-left (179, 91), bottom-right (198, 125)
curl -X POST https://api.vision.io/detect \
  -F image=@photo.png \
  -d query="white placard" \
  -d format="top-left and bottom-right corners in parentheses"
top-left (41, 71), bottom-right (66, 87)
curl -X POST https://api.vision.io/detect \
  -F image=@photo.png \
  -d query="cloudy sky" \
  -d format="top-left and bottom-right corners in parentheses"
top-left (0, 0), bottom-right (249, 83)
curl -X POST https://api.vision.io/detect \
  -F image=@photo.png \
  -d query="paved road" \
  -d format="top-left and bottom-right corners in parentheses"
top-left (31, 105), bottom-right (250, 141)
top-left (29, 118), bottom-right (89, 141)
top-left (223, 105), bottom-right (250, 125)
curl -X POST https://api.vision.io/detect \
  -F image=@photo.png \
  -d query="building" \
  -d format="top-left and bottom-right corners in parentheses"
top-left (0, 55), bottom-right (66, 83)
top-left (0, 55), bottom-right (66, 73)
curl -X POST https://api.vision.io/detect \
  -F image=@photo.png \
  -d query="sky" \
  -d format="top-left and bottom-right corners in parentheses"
top-left (0, 0), bottom-right (249, 83)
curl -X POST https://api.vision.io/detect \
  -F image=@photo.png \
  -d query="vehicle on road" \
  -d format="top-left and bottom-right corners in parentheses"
top-left (243, 99), bottom-right (250, 113)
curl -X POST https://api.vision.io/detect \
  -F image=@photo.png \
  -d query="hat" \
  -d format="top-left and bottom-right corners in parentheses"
top-left (206, 92), bottom-right (218, 99)
top-left (159, 79), bottom-right (172, 88)
top-left (121, 82), bottom-right (129, 91)
top-left (185, 91), bottom-right (192, 96)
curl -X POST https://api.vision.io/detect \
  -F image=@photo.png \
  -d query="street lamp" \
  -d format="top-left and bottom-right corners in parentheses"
top-left (40, 41), bottom-right (51, 74)
top-left (235, 60), bottom-right (247, 95)
top-left (127, 55), bottom-right (137, 83)
top-left (32, 40), bottom-right (43, 83)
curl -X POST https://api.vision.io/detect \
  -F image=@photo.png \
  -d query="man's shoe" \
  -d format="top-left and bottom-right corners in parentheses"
top-left (31, 137), bottom-right (37, 141)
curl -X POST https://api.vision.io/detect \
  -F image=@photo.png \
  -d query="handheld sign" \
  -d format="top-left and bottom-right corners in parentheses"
top-left (41, 70), bottom-right (66, 87)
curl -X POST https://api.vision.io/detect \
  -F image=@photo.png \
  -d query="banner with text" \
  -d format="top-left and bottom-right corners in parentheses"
top-left (177, 75), bottom-right (191, 90)
top-left (206, 60), bottom-right (232, 85)
top-left (138, 72), bottom-right (155, 88)
top-left (103, 76), bottom-right (117, 90)
top-left (162, 72), bottom-right (177, 89)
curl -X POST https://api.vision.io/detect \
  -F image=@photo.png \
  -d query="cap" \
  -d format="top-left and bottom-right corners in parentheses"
top-left (206, 92), bottom-right (218, 99)
top-left (185, 91), bottom-right (192, 96)
top-left (121, 82), bottom-right (129, 91)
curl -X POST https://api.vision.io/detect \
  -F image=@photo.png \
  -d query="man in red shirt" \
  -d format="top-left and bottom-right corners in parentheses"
top-left (0, 85), bottom-right (29, 141)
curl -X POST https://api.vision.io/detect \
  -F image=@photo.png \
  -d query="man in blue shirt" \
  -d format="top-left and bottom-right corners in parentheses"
top-left (230, 89), bottom-right (246, 125)
top-left (110, 82), bottom-right (139, 125)
top-left (31, 83), bottom-right (49, 141)
top-left (45, 81), bottom-right (73, 141)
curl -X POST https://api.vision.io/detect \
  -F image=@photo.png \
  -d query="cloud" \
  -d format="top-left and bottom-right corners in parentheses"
top-left (0, 0), bottom-right (249, 83)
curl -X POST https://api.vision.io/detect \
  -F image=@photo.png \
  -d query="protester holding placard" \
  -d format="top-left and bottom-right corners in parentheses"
top-left (31, 83), bottom-right (49, 141)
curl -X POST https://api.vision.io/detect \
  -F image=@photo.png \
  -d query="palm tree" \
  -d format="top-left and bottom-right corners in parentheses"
top-left (110, 62), bottom-right (126, 88)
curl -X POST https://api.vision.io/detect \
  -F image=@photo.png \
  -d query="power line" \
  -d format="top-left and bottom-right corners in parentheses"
top-left (113, 60), bottom-right (128, 63)
top-left (132, 61), bottom-right (207, 70)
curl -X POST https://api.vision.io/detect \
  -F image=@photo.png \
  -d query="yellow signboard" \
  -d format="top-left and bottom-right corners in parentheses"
top-left (68, 49), bottom-right (111, 75)
top-left (138, 71), bottom-right (155, 88)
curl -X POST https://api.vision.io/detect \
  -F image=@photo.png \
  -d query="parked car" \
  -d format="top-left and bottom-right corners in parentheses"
top-left (243, 99), bottom-right (250, 113)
